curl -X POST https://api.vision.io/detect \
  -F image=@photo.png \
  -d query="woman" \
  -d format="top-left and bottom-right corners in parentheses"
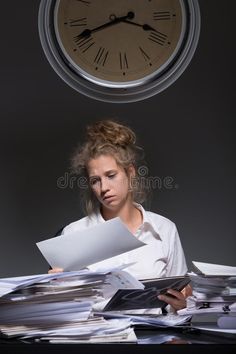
top-left (50, 119), bottom-right (191, 311)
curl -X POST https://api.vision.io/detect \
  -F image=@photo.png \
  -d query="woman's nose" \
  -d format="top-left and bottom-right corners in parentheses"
top-left (100, 178), bottom-right (110, 192)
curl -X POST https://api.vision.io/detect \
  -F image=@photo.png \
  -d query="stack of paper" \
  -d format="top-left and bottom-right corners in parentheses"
top-left (0, 317), bottom-right (136, 343)
top-left (0, 217), bottom-right (193, 343)
top-left (178, 261), bottom-right (236, 334)
top-left (0, 268), bottom-right (143, 343)
top-left (95, 311), bottom-right (192, 328)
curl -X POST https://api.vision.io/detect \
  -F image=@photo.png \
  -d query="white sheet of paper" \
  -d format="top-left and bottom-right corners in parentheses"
top-left (192, 261), bottom-right (236, 276)
top-left (193, 324), bottom-right (236, 335)
top-left (36, 217), bottom-right (145, 271)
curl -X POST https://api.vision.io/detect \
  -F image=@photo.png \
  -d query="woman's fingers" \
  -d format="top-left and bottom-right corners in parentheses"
top-left (181, 284), bottom-right (192, 297)
top-left (48, 268), bottom-right (64, 274)
top-left (158, 293), bottom-right (186, 311)
top-left (166, 288), bottom-right (185, 299)
top-left (158, 289), bottom-right (186, 311)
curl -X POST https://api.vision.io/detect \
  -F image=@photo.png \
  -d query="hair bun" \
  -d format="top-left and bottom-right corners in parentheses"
top-left (86, 120), bottom-right (136, 147)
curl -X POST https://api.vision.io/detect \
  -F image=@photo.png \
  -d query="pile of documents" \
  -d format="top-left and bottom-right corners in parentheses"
top-left (0, 269), bottom-right (192, 343)
top-left (0, 217), bottom-right (193, 343)
top-left (0, 268), bottom-right (144, 343)
top-left (178, 261), bottom-right (236, 334)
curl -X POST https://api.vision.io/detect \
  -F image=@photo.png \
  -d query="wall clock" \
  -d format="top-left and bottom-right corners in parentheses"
top-left (38, 0), bottom-right (201, 103)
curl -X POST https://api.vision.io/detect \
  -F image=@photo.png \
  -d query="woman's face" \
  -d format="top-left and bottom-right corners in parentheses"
top-left (87, 154), bottom-right (134, 211)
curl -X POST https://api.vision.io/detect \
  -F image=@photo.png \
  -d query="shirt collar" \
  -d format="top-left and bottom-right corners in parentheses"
top-left (92, 203), bottom-right (162, 240)
top-left (91, 202), bottom-right (162, 241)
top-left (134, 203), bottom-right (162, 240)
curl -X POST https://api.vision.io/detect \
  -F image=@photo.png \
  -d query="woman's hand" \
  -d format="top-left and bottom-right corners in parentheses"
top-left (158, 284), bottom-right (192, 311)
top-left (48, 267), bottom-right (64, 274)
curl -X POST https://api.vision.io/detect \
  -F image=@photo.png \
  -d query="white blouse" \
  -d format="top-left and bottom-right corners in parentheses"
top-left (62, 204), bottom-right (188, 280)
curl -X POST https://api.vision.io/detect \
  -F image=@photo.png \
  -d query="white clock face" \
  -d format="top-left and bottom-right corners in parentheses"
top-left (54, 0), bottom-right (185, 87)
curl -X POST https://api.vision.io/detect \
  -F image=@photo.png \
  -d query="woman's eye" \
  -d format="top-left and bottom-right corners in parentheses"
top-left (108, 174), bottom-right (116, 179)
top-left (90, 179), bottom-right (99, 186)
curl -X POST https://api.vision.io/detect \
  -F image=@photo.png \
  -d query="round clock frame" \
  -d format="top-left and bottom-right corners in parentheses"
top-left (38, 0), bottom-right (201, 103)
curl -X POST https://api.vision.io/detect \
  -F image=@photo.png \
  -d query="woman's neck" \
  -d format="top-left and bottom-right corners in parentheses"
top-left (101, 201), bottom-right (143, 234)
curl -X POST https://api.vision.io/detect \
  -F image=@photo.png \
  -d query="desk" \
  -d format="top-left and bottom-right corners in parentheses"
top-left (0, 327), bottom-right (236, 354)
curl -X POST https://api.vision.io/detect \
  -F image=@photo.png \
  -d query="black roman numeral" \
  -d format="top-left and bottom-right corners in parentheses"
top-left (148, 31), bottom-right (167, 46)
top-left (67, 18), bottom-right (87, 27)
top-left (139, 46), bottom-right (150, 62)
top-left (119, 52), bottom-right (128, 70)
top-left (94, 47), bottom-right (109, 66)
top-left (153, 11), bottom-right (171, 21)
top-left (74, 35), bottom-right (95, 53)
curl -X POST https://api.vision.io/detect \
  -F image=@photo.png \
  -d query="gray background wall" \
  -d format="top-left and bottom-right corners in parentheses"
top-left (0, 1), bottom-right (235, 277)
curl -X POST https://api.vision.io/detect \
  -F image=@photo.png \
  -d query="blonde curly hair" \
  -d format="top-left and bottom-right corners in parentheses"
top-left (71, 119), bottom-right (149, 215)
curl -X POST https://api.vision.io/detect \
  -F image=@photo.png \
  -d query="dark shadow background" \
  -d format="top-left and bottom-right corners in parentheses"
top-left (0, 1), bottom-right (235, 277)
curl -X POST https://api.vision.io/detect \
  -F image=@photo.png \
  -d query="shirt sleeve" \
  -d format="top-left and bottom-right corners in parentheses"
top-left (165, 223), bottom-right (188, 277)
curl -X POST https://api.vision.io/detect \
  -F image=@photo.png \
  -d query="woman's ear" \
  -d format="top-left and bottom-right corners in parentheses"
top-left (127, 165), bottom-right (136, 193)
top-left (127, 164), bottom-right (136, 178)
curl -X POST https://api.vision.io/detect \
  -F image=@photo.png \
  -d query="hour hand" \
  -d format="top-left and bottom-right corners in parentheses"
top-left (121, 19), bottom-right (157, 32)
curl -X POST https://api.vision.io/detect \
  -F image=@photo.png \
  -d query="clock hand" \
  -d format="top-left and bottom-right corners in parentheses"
top-left (79, 12), bottom-right (134, 37)
top-left (121, 19), bottom-right (157, 32)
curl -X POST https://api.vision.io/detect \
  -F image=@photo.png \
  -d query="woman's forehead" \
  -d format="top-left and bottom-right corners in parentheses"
top-left (87, 154), bottom-right (120, 175)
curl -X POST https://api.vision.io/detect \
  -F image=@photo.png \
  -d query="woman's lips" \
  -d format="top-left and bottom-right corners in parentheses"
top-left (103, 195), bottom-right (115, 201)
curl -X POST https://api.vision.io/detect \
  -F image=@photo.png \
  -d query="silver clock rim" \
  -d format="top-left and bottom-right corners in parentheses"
top-left (38, 0), bottom-right (201, 103)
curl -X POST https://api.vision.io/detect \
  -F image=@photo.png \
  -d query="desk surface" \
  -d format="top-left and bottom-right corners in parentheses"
top-left (0, 327), bottom-right (236, 354)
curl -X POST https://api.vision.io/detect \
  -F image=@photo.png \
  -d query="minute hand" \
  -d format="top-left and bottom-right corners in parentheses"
top-left (79, 13), bottom-right (134, 37)
top-left (121, 20), bottom-right (157, 32)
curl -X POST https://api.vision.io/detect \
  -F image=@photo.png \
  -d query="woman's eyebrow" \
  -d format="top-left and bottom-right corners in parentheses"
top-left (104, 169), bottom-right (117, 174)
top-left (89, 175), bottom-right (99, 180)
top-left (89, 169), bottom-right (117, 178)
